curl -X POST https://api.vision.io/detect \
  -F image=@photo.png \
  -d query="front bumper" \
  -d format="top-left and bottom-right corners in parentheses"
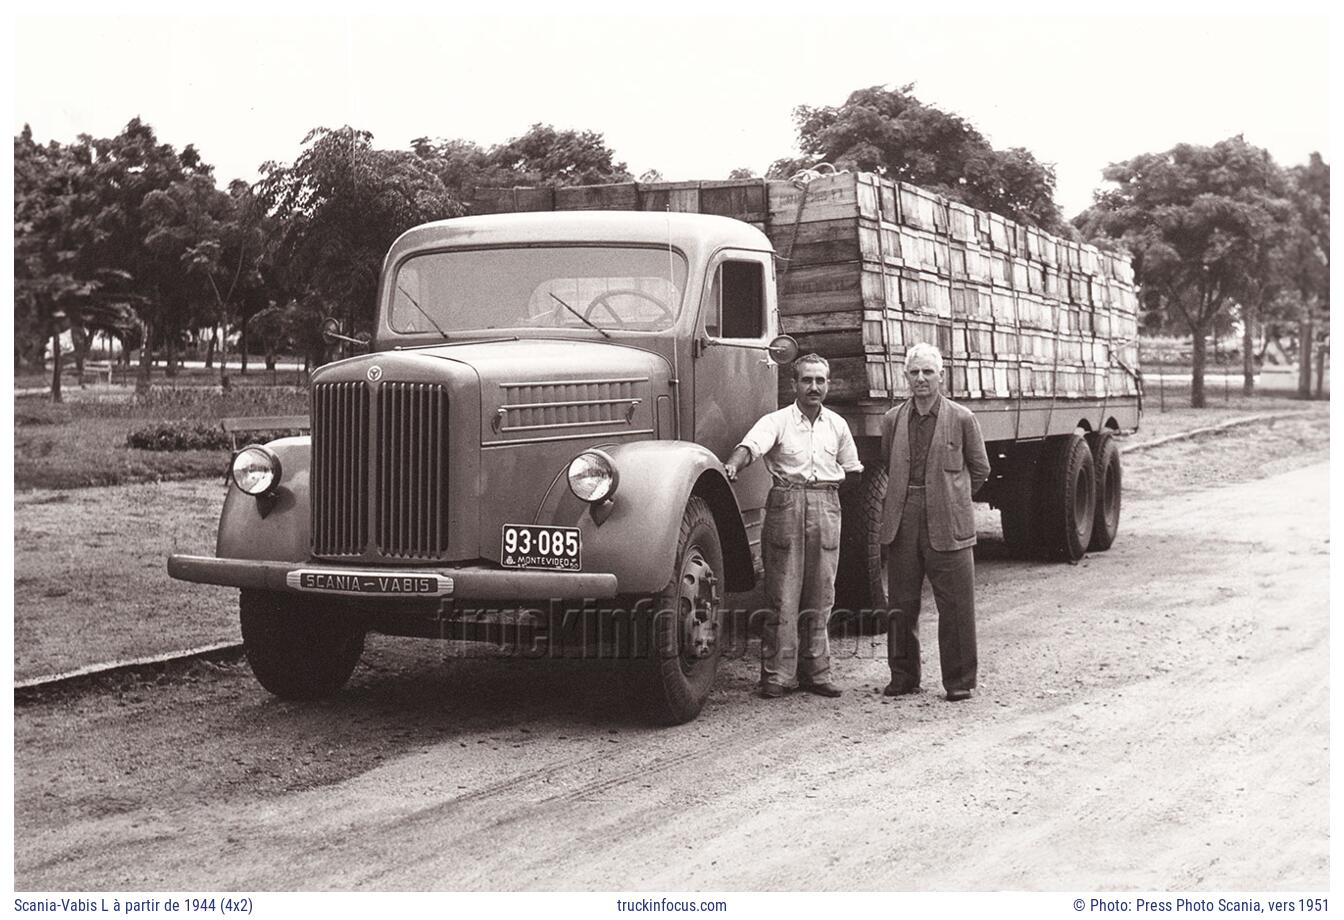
top-left (167, 555), bottom-right (620, 601)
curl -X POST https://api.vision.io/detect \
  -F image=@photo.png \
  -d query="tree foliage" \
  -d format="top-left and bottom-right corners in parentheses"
top-left (1075, 136), bottom-right (1295, 406)
top-left (772, 84), bottom-right (1063, 231)
top-left (257, 126), bottom-right (463, 343)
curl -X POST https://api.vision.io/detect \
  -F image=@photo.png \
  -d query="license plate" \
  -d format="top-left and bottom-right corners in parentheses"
top-left (286, 569), bottom-right (454, 597)
top-left (501, 524), bottom-right (581, 571)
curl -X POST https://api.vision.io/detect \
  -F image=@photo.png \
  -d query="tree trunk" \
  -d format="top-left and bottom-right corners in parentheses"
top-left (218, 321), bottom-right (230, 391)
top-left (165, 335), bottom-right (179, 379)
top-left (1190, 328), bottom-right (1208, 408)
top-left (71, 324), bottom-right (88, 387)
top-left (240, 315), bottom-right (249, 375)
top-left (1297, 317), bottom-right (1313, 398)
top-left (50, 331), bottom-right (64, 403)
top-left (1315, 337), bottom-right (1326, 399)
top-left (204, 329), bottom-right (216, 369)
top-left (1242, 306), bottom-right (1255, 396)
top-left (135, 319), bottom-right (153, 396)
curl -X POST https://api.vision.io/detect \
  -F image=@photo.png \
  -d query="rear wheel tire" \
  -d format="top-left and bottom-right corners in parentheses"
top-left (1087, 431), bottom-right (1122, 551)
top-left (239, 590), bottom-right (366, 700)
top-left (1035, 434), bottom-right (1096, 562)
top-left (834, 466), bottom-right (889, 635)
top-left (635, 496), bottom-right (724, 725)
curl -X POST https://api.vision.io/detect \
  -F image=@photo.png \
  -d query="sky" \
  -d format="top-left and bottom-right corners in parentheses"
top-left (10, 12), bottom-right (1334, 220)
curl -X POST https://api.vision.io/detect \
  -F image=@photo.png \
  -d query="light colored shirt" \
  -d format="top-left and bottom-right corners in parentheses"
top-left (737, 403), bottom-right (863, 485)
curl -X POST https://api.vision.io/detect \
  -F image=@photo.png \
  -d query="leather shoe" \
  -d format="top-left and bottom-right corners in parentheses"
top-left (799, 681), bottom-right (843, 698)
top-left (945, 689), bottom-right (973, 702)
top-left (882, 682), bottom-right (921, 697)
top-left (758, 683), bottom-right (787, 699)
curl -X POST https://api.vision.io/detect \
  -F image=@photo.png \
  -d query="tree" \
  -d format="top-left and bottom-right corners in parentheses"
top-left (774, 84), bottom-right (1063, 231)
top-left (1076, 136), bottom-right (1293, 407)
top-left (14, 125), bottom-right (134, 400)
top-left (486, 123), bottom-right (633, 187)
top-left (76, 118), bottom-right (214, 393)
top-left (1283, 154), bottom-right (1330, 398)
top-left (258, 126), bottom-right (463, 361)
top-left (727, 167), bottom-right (757, 179)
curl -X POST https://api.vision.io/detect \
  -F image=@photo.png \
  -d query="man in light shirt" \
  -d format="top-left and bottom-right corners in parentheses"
top-left (723, 354), bottom-right (862, 699)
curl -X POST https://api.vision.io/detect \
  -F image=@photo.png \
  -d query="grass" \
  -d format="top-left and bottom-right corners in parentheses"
top-left (14, 385), bottom-right (309, 490)
top-left (14, 479), bottom-right (239, 683)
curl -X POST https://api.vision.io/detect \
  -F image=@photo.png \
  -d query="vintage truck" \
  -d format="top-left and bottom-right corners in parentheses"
top-left (169, 177), bottom-right (1141, 724)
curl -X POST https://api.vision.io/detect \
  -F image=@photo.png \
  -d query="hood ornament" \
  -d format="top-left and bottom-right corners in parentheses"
top-left (367, 366), bottom-right (383, 382)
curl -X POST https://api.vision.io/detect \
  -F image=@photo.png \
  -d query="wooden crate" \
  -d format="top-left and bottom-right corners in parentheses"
top-left (896, 225), bottom-right (948, 274)
top-left (948, 202), bottom-right (979, 243)
top-left (990, 251), bottom-right (1012, 287)
top-left (1010, 257), bottom-right (1033, 293)
top-left (897, 182), bottom-right (948, 233)
top-left (777, 260), bottom-right (895, 315)
top-left (898, 268), bottom-right (952, 317)
top-left (767, 173), bottom-right (887, 225)
top-left (700, 180), bottom-right (769, 223)
top-left (768, 218), bottom-right (901, 268)
top-left (952, 319), bottom-right (995, 359)
top-left (990, 288), bottom-right (1017, 325)
top-left (637, 181), bottom-right (702, 213)
top-left (986, 213), bottom-right (1016, 254)
top-left (992, 327), bottom-right (1020, 360)
top-left (472, 186), bottom-right (557, 214)
top-left (951, 243), bottom-right (992, 284)
top-left (950, 281), bottom-right (993, 320)
top-left (554, 183), bottom-right (640, 211)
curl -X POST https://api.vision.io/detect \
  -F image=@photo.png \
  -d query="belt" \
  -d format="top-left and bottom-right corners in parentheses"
top-left (771, 480), bottom-right (840, 491)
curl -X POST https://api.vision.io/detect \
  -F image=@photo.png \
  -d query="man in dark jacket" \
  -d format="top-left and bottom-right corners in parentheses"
top-left (878, 343), bottom-right (990, 701)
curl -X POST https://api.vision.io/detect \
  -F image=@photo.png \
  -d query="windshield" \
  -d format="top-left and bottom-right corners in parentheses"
top-left (388, 246), bottom-right (689, 336)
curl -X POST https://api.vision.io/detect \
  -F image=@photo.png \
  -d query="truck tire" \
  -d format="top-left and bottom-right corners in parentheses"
top-left (834, 466), bottom-right (889, 635)
top-left (239, 589), bottom-right (366, 700)
top-left (1035, 434), bottom-right (1096, 562)
top-left (637, 496), bottom-right (724, 725)
top-left (1087, 431), bottom-right (1122, 551)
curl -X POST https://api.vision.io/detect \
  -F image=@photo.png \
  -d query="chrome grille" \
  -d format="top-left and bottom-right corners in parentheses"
top-left (376, 382), bottom-right (449, 558)
top-left (311, 382), bottom-right (369, 556)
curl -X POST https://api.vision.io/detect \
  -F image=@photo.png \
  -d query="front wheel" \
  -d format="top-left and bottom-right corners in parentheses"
top-left (635, 496), bottom-right (724, 725)
top-left (239, 589), bottom-right (366, 700)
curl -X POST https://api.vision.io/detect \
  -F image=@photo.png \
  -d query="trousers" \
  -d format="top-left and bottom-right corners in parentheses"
top-left (885, 487), bottom-right (978, 693)
top-left (760, 486), bottom-right (841, 688)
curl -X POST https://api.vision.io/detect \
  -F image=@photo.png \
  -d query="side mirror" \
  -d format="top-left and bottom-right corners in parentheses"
top-left (321, 317), bottom-right (372, 349)
top-left (767, 334), bottom-right (800, 366)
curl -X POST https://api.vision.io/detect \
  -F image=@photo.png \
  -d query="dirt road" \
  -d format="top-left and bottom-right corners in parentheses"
top-left (15, 460), bottom-right (1329, 891)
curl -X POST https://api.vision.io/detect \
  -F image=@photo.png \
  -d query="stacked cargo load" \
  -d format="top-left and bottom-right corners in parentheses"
top-left (472, 171), bottom-right (1141, 410)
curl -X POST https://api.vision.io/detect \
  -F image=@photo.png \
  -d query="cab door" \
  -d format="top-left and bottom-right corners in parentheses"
top-left (692, 250), bottom-right (778, 551)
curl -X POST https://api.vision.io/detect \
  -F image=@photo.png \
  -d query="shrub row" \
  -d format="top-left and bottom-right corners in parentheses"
top-left (126, 422), bottom-right (307, 452)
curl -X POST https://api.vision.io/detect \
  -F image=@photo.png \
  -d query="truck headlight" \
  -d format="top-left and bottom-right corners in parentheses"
top-left (231, 445), bottom-right (282, 496)
top-left (567, 449), bottom-right (619, 504)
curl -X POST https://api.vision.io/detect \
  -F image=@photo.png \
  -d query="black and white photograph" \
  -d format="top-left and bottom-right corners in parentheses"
top-left (8, 8), bottom-right (1334, 914)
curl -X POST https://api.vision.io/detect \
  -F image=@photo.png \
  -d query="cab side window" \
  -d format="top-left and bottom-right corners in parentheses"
top-left (705, 260), bottom-right (765, 339)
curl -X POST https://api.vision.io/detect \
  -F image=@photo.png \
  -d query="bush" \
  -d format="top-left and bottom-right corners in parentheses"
top-left (126, 423), bottom-right (232, 452)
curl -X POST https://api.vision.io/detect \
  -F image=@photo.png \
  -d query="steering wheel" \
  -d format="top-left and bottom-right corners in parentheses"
top-left (583, 288), bottom-right (673, 327)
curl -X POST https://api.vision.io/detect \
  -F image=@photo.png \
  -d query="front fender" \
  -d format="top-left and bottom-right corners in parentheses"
top-left (216, 436), bottom-right (311, 562)
top-left (537, 440), bottom-right (749, 596)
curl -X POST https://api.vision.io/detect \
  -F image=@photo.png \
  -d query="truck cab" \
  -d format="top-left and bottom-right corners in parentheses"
top-left (170, 211), bottom-right (797, 724)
